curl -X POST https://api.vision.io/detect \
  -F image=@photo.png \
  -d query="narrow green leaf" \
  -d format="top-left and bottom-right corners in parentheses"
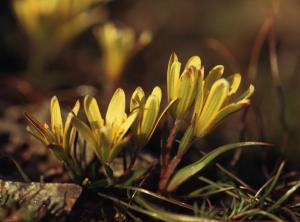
top-left (167, 142), bottom-right (270, 192)
top-left (119, 167), bottom-right (150, 186)
top-left (97, 192), bottom-right (164, 220)
top-left (232, 209), bottom-right (284, 222)
top-left (135, 196), bottom-right (218, 222)
top-left (189, 177), bottom-right (239, 199)
top-left (8, 156), bottom-right (31, 182)
top-left (267, 181), bottom-right (300, 212)
top-left (115, 185), bottom-right (194, 211)
top-left (259, 161), bottom-right (285, 203)
top-left (177, 126), bottom-right (194, 156)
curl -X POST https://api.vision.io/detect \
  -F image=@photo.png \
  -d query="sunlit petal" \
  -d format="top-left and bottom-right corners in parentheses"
top-left (106, 88), bottom-right (126, 126)
top-left (130, 86), bottom-right (145, 112)
top-left (175, 68), bottom-right (197, 119)
top-left (205, 65), bottom-right (224, 93)
top-left (194, 79), bottom-right (229, 137)
top-left (50, 96), bottom-right (63, 143)
top-left (185, 56), bottom-right (201, 70)
top-left (167, 53), bottom-right (181, 101)
top-left (227, 73), bottom-right (241, 96)
top-left (235, 84), bottom-right (255, 102)
top-left (84, 95), bottom-right (104, 130)
top-left (63, 100), bottom-right (80, 149)
top-left (193, 68), bottom-right (205, 118)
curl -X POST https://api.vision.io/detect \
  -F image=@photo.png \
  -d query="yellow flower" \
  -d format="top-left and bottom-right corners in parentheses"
top-left (192, 66), bottom-right (254, 138)
top-left (95, 22), bottom-right (152, 84)
top-left (72, 88), bottom-right (137, 163)
top-left (130, 86), bottom-right (176, 147)
top-left (13, 0), bottom-right (105, 55)
top-left (167, 53), bottom-right (201, 120)
top-left (25, 96), bottom-right (80, 160)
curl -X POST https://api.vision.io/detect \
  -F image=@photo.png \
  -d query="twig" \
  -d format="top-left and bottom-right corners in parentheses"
top-left (268, 7), bottom-right (289, 150)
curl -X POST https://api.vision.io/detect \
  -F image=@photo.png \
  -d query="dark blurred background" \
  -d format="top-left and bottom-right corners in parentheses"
top-left (1, 0), bottom-right (300, 178)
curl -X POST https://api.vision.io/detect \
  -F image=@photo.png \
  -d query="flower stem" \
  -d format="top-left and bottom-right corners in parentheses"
top-left (159, 153), bottom-right (182, 193)
top-left (163, 120), bottom-right (180, 169)
top-left (128, 145), bottom-right (141, 170)
top-left (159, 126), bottom-right (194, 193)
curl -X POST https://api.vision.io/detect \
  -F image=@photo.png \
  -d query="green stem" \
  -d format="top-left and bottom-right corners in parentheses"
top-left (159, 126), bottom-right (194, 193)
top-left (163, 120), bottom-right (180, 169)
top-left (159, 153), bottom-right (183, 193)
top-left (128, 145), bottom-right (141, 170)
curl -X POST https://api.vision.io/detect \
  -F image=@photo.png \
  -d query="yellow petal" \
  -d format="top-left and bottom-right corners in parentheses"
top-left (106, 88), bottom-right (126, 126)
top-left (167, 53), bottom-right (181, 101)
top-left (151, 86), bottom-right (162, 103)
top-left (227, 73), bottom-right (241, 96)
top-left (205, 65), bottom-right (224, 92)
top-left (130, 86), bottom-right (145, 112)
top-left (84, 95), bottom-right (104, 130)
top-left (140, 90), bottom-right (161, 142)
top-left (235, 84), bottom-right (255, 102)
top-left (185, 56), bottom-right (201, 70)
top-left (194, 79), bottom-right (229, 138)
top-left (193, 68), bottom-right (205, 118)
top-left (24, 112), bottom-right (54, 144)
top-left (71, 116), bottom-right (98, 156)
top-left (147, 98), bottom-right (178, 145)
top-left (50, 96), bottom-right (63, 143)
top-left (204, 100), bottom-right (250, 135)
top-left (63, 100), bottom-right (80, 151)
top-left (167, 53), bottom-right (178, 77)
top-left (118, 111), bottom-right (138, 141)
top-left (175, 68), bottom-right (197, 119)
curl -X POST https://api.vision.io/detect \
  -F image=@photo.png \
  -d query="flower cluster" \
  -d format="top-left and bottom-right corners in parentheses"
top-left (25, 96), bottom-right (80, 162)
top-left (25, 53), bottom-right (254, 183)
top-left (167, 53), bottom-right (254, 138)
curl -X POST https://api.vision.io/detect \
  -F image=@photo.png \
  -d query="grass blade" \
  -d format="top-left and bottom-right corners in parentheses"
top-left (7, 156), bottom-right (31, 182)
top-left (167, 142), bottom-right (270, 192)
top-left (258, 161), bottom-right (285, 204)
top-left (135, 196), bottom-right (219, 222)
top-left (267, 181), bottom-right (300, 212)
